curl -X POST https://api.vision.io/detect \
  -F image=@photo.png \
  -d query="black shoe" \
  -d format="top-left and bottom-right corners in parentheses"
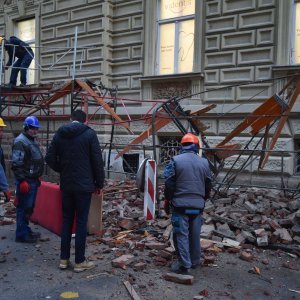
top-left (30, 231), bottom-right (41, 239)
top-left (170, 261), bottom-right (190, 274)
top-left (19, 83), bottom-right (27, 87)
top-left (191, 264), bottom-right (199, 269)
top-left (7, 83), bottom-right (16, 89)
top-left (15, 235), bottom-right (38, 243)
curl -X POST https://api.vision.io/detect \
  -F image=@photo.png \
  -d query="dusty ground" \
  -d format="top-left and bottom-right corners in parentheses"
top-left (0, 221), bottom-right (299, 300)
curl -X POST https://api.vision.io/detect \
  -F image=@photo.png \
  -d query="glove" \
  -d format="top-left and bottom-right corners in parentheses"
top-left (13, 196), bottom-right (19, 207)
top-left (19, 181), bottom-right (30, 194)
top-left (3, 191), bottom-right (11, 203)
top-left (164, 199), bottom-right (170, 215)
top-left (95, 188), bottom-right (103, 195)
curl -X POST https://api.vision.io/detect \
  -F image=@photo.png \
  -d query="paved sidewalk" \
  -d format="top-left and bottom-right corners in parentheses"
top-left (0, 222), bottom-right (299, 300)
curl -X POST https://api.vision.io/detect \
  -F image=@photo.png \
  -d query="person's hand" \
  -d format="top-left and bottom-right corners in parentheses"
top-left (13, 196), bottom-right (19, 207)
top-left (95, 188), bottom-right (103, 195)
top-left (3, 191), bottom-right (11, 203)
top-left (164, 199), bottom-right (170, 215)
top-left (20, 181), bottom-right (30, 194)
top-left (5, 66), bottom-right (9, 70)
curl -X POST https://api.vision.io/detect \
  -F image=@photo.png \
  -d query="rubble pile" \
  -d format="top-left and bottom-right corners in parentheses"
top-left (1, 180), bottom-right (299, 276)
top-left (100, 180), bottom-right (176, 269)
top-left (202, 187), bottom-right (300, 247)
top-left (97, 180), bottom-right (300, 273)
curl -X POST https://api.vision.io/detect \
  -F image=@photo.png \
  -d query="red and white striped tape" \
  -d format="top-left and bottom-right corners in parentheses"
top-left (144, 159), bottom-right (156, 220)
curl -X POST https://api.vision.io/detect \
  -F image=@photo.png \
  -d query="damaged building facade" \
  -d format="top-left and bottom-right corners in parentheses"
top-left (0, 0), bottom-right (299, 184)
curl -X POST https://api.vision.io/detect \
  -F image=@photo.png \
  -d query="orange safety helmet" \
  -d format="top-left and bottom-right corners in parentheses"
top-left (181, 133), bottom-right (199, 146)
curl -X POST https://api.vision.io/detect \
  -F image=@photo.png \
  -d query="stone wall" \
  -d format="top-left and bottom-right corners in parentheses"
top-left (0, 0), bottom-right (299, 178)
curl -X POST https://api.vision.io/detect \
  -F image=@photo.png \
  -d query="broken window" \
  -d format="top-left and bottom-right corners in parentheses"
top-left (157, 0), bottom-right (195, 74)
top-left (14, 18), bottom-right (35, 84)
top-left (159, 136), bottom-right (181, 165)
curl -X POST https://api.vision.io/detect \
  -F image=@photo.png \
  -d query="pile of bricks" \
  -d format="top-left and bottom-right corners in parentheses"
top-left (202, 187), bottom-right (300, 247)
top-left (98, 180), bottom-right (300, 272)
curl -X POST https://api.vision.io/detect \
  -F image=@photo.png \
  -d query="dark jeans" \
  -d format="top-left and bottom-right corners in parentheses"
top-left (171, 212), bottom-right (202, 269)
top-left (10, 51), bottom-right (34, 85)
top-left (60, 191), bottom-right (92, 264)
top-left (15, 179), bottom-right (40, 239)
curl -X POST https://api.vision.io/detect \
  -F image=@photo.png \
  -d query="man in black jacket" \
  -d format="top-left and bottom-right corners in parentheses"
top-left (45, 110), bottom-right (104, 272)
top-left (0, 36), bottom-right (34, 87)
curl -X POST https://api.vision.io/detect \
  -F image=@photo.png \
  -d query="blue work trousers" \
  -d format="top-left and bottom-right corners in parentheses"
top-left (60, 191), bottom-right (92, 264)
top-left (15, 179), bottom-right (40, 239)
top-left (171, 211), bottom-right (202, 269)
top-left (10, 51), bottom-right (34, 85)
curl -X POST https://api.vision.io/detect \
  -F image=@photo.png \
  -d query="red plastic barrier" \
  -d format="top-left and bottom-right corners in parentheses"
top-left (31, 181), bottom-right (75, 236)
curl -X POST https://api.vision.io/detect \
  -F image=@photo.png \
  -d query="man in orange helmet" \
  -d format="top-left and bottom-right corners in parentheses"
top-left (164, 133), bottom-right (212, 274)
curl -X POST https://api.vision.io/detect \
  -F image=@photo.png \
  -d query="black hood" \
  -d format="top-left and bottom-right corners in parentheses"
top-left (57, 122), bottom-right (89, 139)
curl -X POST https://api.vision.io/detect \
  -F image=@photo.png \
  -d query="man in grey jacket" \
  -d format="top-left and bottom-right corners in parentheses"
top-left (11, 116), bottom-right (44, 244)
top-left (164, 133), bottom-right (212, 274)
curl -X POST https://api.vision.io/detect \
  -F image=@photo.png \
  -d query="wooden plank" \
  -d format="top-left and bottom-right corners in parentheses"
top-left (260, 84), bottom-right (300, 168)
top-left (217, 95), bottom-right (281, 147)
top-left (115, 115), bottom-right (177, 159)
top-left (116, 104), bottom-right (216, 159)
top-left (123, 281), bottom-right (141, 300)
top-left (76, 80), bottom-right (133, 134)
top-left (87, 193), bottom-right (103, 235)
top-left (163, 224), bottom-right (173, 241)
top-left (250, 100), bottom-right (283, 135)
top-left (19, 81), bottom-right (73, 116)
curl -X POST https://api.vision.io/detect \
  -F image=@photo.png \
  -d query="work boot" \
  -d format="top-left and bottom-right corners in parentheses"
top-left (170, 261), bottom-right (190, 274)
top-left (59, 259), bottom-right (73, 270)
top-left (15, 235), bottom-right (37, 243)
top-left (7, 83), bottom-right (16, 89)
top-left (30, 231), bottom-right (41, 239)
top-left (74, 260), bottom-right (95, 273)
top-left (191, 263), bottom-right (200, 269)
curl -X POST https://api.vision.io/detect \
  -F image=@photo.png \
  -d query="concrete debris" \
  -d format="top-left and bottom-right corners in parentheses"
top-left (239, 251), bottom-right (254, 262)
top-left (2, 179), bottom-right (299, 280)
top-left (99, 181), bottom-right (300, 274)
top-left (163, 273), bottom-right (194, 285)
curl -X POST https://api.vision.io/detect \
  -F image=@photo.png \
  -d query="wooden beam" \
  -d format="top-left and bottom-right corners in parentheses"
top-left (123, 281), bottom-right (141, 300)
top-left (116, 104), bottom-right (216, 159)
top-left (76, 80), bottom-right (133, 134)
top-left (260, 84), bottom-right (300, 168)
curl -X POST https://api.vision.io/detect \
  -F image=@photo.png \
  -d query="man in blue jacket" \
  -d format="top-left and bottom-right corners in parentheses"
top-left (11, 116), bottom-right (44, 243)
top-left (164, 133), bottom-right (212, 274)
top-left (0, 36), bottom-right (34, 87)
top-left (45, 110), bottom-right (105, 273)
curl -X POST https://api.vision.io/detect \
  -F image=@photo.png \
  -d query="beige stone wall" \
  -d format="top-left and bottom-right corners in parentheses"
top-left (0, 0), bottom-right (299, 176)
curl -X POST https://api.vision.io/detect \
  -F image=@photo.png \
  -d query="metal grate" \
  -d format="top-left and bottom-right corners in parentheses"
top-left (159, 136), bottom-right (181, 165)
top-left (123, 153), bottom-right (140, 174)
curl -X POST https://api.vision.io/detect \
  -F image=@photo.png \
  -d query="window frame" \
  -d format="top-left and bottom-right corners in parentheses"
top-left (156, 0), bottom-right (196, 75)
top-left (14, 18), bottom-right (36, 85)
top-left (291, 0), bottom-right (300, 64)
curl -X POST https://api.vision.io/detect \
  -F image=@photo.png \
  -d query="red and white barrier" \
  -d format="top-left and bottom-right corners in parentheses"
top-left (144, 159), bottom-right (156, 220)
